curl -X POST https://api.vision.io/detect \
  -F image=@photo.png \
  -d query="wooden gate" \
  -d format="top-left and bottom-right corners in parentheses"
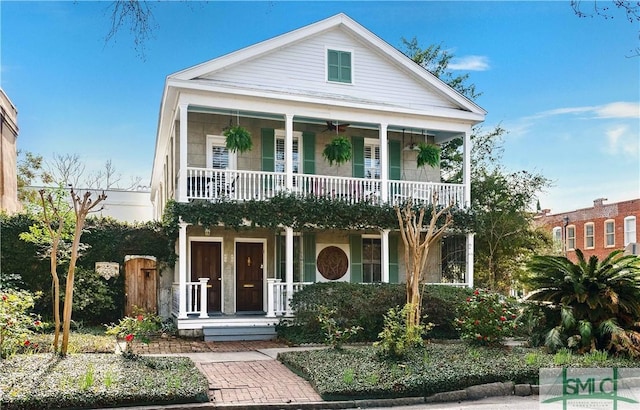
top-left (124, 256), bottom-right (157, 316)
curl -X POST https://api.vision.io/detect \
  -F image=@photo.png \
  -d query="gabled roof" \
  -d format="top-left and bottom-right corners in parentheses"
top-left (169, 13), bottom-right (486, 116)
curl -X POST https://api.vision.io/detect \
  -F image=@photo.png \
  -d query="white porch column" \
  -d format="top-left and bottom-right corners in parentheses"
top-left (178, 103), bottom-right (189, 203)
top-left (285, 114), bottom-right (294, 190)
top-left (178, 221), bottom-right (188, 319)
top-left (266, 278), bottom-right (277, 318)
top-left (466, 233), bottom-right (475, 288)
top-left (198, 278), bottom-right (209, 318)
top-left (462, 130), bottom-right (471, 207)
top-left (379, 123), bottom-right (388, 202)
top-left (285, 227), bottom-right (294, 314)
top-left (381, 229), bottom-right (390, 283)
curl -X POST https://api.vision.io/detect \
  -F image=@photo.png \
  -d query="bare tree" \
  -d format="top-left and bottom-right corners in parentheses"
top-left (85, 159), bottom-right (122, 189)
top-left (60, 189), bottom-right (107, 356)
top-left (571, 0), bottom-right (640, 57)
top-left (395, 194), bottom-right (454, 327)
top-left (46, 153), bottom-right (86, 188)
top-left (105, 0), bottom-right (157, 60)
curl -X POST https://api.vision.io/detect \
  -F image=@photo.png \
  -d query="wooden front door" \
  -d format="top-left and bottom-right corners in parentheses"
top-left (124, 257), bottom-right (157, 316)
top-left (236, 242), bottom-right (264, 312)
top-left (191, 242), bottom-right (222, 312)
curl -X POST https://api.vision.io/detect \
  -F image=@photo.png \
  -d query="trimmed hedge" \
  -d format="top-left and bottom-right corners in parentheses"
top-left (276, 282), bottom-right (473, 344)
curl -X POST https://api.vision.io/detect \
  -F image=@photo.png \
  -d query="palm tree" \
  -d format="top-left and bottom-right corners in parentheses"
top-left (525, 249), bottom-right (640, 356)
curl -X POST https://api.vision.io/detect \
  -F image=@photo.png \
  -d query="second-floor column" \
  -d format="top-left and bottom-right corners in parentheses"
top-left (463, 130), bottom-right (471, 207)
top-left (379, 123), bottom-right (388, 202)
top-left (178, 103), bottom-right (189, 203)
top-left (285, 114), bottom-right (294, 190)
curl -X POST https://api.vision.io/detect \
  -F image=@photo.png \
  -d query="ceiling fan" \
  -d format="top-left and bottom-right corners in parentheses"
top-left (323, 121), bottom-right (350, 133)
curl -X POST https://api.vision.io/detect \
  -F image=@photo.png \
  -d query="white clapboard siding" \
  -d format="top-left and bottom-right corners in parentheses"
top-left (199, 28), bottom-right (458, 111)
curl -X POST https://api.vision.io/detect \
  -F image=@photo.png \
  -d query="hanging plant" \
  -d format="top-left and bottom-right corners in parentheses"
top-left (416, 143), bottom-right (440, 168)
top-left (323, 136), bottom-right (352, 166)
top-left (224, 125), bottom-right (253, 153)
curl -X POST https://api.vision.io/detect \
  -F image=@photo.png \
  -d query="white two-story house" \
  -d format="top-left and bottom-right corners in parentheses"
top-left (150, 13), bottom-right (486, 340)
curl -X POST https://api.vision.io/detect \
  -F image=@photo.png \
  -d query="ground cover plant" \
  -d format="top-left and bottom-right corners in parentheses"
top-left (278, 343), bottom-right (639, 400)
top-left (0, 353), bottom-right (209, 409)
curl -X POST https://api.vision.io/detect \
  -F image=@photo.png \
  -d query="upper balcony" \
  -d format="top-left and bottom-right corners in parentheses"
top-left (183, 167), bottom-right (465, 207)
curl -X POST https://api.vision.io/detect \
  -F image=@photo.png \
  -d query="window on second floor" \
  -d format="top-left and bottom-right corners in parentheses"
top-left (206, 135), bottom-right (235, 170)
top-left (327, 49), bottom-right (352, 83)
top-left (605, 220), bottom-right (615, 247)
top-left (624, 216), bottom-right (637, 246)
top-left (567, 225), bottom-right (576, 250)
top-left (364, 139), bottom-right (380, 179)
top-left (275, 131), bottom-right (301, 174)
top-left (584, 222), bottom-right (595, 249)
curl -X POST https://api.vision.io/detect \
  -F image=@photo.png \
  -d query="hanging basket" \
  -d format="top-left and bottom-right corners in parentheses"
top-left (416, 143), bottom-right (440, 168)
top-left (323, 136), bottom-right (352, 166)
top-left (224, 125), bottom-right (253, 153)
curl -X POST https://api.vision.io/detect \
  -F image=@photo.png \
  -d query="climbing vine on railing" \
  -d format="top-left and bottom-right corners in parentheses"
top-left (162, 193), bottom-right (474, 243)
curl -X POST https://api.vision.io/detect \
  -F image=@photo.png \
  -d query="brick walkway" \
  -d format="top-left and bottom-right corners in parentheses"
top-left (132, 338), bottom-right (323, 406)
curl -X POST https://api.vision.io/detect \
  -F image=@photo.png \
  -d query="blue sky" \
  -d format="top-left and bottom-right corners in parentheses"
top-left (1, 1), bottom-right (638, 213)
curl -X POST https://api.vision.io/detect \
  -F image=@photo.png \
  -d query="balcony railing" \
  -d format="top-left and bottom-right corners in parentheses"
top-left (183, 167), bottom-right (465, 206)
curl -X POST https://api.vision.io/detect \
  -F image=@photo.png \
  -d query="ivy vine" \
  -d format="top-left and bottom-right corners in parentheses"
top-left (162, 193), bottom-right (474, 244)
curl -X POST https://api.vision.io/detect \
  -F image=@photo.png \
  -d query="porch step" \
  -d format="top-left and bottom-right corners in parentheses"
top-left (203, 324), bottom-right (277, 342)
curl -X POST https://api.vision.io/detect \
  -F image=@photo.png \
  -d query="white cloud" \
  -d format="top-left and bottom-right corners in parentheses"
top-left (532, 102), bottom-right (640, 120)
top-left (449, 55), bottom-right (490, 71)
top-left (604, 125), bottom-right (640, 158)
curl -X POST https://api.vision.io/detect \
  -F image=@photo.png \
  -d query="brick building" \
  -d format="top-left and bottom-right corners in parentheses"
top-left (0, 89), bottom-right (19, 214)
top-left (535, 198), bottom-right (639, 262)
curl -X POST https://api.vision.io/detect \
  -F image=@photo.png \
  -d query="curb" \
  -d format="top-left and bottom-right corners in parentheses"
top-left (102, 381), bottom-right (540, 410)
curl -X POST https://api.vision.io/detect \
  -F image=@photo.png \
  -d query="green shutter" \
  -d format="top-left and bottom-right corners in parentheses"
top-left (388, 233), bottom-right (399, 284)
top-left (303, 233), bottom-right (316, 282)
top-left (351, 136), bottom-right (364, 178)
top-left (302, 132), bottom-right (315, 175)
top-left (388, 140), bottom-right (401, 180)
top-left (261, 128), bottom-right (275, 172)
top-left (349, 234), bottom-right (363, 283)
top-left (341, 52), bottom-right (351, 83)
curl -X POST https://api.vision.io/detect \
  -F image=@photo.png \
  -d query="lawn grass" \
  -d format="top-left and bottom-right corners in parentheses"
top-left (0, 353), bottom-right (209, 410)
top-left (278, 343), bottom-right (640, 400)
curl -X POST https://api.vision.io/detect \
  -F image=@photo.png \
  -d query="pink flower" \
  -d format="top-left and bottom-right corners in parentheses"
top-left (500, 316), bottom-right (507, 322)
top-left (474, 320), bottom-right (480, 325)
top-left (473, 289), bottom-right (480, 295)
top-left (24, 340), bottom-right (30, 347)
top-left (34, 320), bottom-right (42, 327)
top-left (136, 315), bottom-right (144, 322)
top-left (466, 297), bottom-right (471, 302)
top-left (1, 295), bottom-right (7, 301)
top-left (125, 334), bottom-right (134, 342)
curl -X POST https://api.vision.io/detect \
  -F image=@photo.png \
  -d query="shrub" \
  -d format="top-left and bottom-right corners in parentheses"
top-left (317, 306), bottom-right (362, 349)
top-left (277, 282), bottom-right (472, 344)
top-left (106, 308), bottom-right (162, 356)
top-left (454, 288), bottom-right (520, 346)
top-left (374, 304), bottom-right (432, 359)
top-left (525, 249), bottom-right (640, 356)
top-left (0, 289), bottom-right (45, 358)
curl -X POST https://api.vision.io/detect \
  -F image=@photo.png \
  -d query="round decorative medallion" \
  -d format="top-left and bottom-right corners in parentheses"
top-left (316, 246), bottom-right (348, 280)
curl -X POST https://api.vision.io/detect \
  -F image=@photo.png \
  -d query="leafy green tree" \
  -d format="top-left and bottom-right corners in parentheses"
top-left (19, 188), bottom-right (74, 352)
top-left (525, 249), bottom-right (640, 357)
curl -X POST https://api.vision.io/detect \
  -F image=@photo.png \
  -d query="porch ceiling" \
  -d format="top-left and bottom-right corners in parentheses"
top-left (186, 107), bottom-right (463, 143)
